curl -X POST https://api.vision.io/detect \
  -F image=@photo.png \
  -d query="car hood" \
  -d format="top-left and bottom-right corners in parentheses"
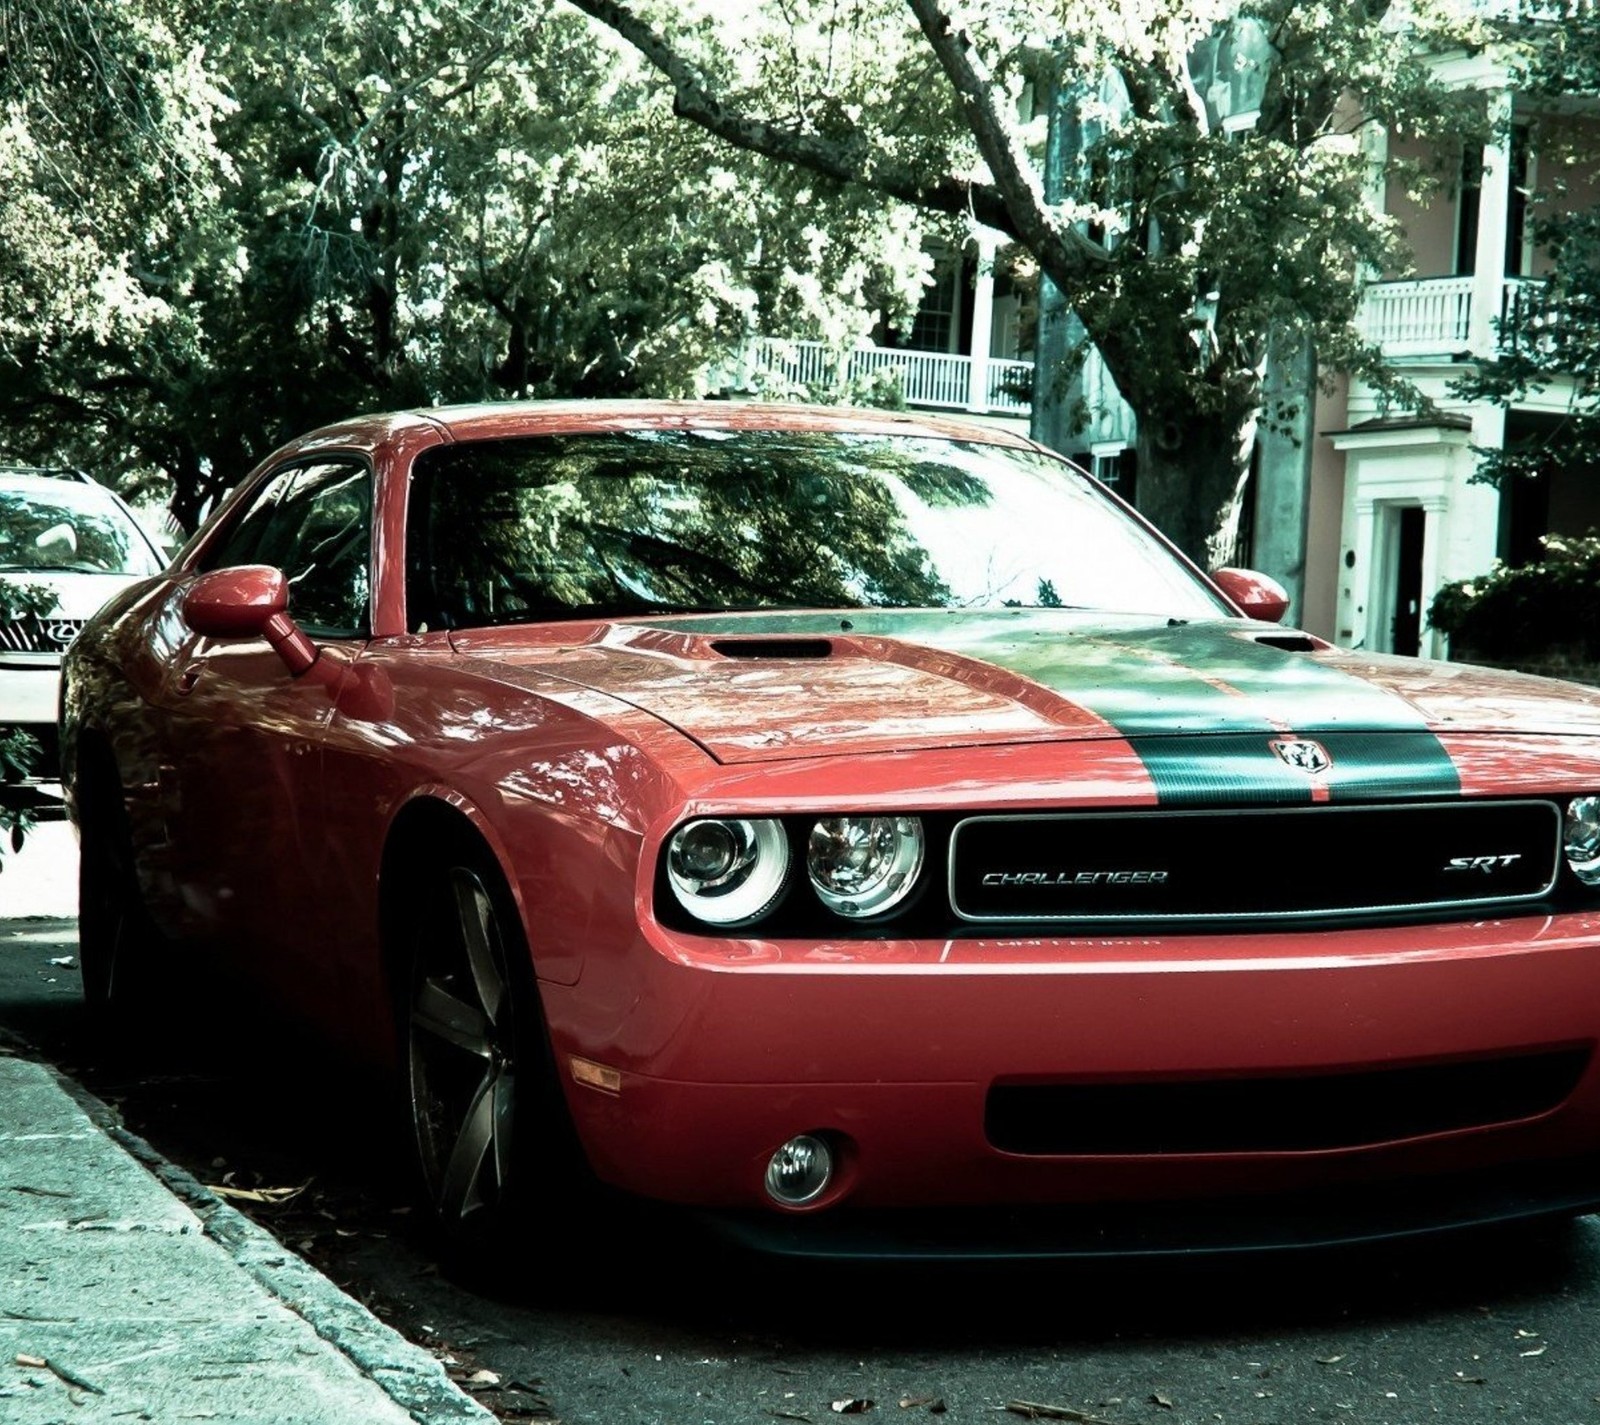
top-left (0, 570), bottom-right (146, 621)
top-left (450, 608), bottom-right (1600, 768)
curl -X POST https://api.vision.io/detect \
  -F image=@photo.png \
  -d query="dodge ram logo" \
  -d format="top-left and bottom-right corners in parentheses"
top-left (1270, 739), bottom-right (1331, 775)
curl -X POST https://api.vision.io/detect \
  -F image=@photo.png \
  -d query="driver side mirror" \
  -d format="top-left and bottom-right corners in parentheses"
top-left (1211, 567), bottom-right (1291, 624)
top-left (183, 565), bottom-right (319, 674)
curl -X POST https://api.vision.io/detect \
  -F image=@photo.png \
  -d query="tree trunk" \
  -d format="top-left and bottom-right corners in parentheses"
top-left (1132, 403), bottom-right (1255, 573)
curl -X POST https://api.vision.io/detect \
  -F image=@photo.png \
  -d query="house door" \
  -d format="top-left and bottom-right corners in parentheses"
top-left (1385, 505), bottom-right (1426, 656)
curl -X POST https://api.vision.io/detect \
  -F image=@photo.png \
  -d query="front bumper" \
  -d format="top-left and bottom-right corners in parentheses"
top-left (0, 660), bottom-right (62, 728)
top-left (694, 1154), bottom-right (1600, 1260)
top-left (541, 908), bottom-right (1600, 1239)
top-left (0, 663), bottom-right (64, 804)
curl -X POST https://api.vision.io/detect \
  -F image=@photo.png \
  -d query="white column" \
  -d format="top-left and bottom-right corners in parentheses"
top-left (966, 233), bottom-right (997, 413)
top-left (1418, 496), bottom-right (1448, 660)
top-left (1468, 92), bottom-right (1514, 357)
top-left (1348, 498), bottom-right (1378, 651)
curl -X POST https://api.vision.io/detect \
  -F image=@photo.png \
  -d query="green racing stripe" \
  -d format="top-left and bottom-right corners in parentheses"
top-left (935, 616), bottom-right (1463, 806)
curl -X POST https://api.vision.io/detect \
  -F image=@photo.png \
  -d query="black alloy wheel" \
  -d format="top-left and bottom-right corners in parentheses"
top-left (406, 860), bottom-right (536, 1246)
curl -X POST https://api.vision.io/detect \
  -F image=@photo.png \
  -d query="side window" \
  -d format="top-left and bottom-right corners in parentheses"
top-left (203, 461), bottom-right (372, 637)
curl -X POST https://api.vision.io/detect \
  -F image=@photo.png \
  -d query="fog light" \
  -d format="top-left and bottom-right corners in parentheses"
top-left (764, 1134), bottom-right (834, 1206)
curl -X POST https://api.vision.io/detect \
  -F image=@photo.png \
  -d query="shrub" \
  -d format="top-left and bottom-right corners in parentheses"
top-left (1429, 533), bottom-right (1600, 668)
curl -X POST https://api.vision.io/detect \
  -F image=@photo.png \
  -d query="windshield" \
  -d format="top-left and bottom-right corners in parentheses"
top-left (0, 485), bottom-right (162, 576)
top-left (406, 430), bottom-right (1227, 630)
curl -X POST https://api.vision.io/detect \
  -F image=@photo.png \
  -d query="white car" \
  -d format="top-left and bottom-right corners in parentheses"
top-left (0, 469), bottom-right (166, 806)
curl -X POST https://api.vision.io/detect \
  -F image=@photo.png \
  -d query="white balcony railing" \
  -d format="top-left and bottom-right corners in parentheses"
top-left (745, 337), bottom-right (1033, 415)
top-left (1357, 276), bottom-right (1475, 356)
top-left (1357, 275), bottom-right (1555, 359)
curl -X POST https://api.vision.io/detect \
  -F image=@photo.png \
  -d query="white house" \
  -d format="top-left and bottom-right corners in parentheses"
top-left (1310, 42), bottom-right (1600, 655)
top-left (741, 5), bottom-right (1598, 657)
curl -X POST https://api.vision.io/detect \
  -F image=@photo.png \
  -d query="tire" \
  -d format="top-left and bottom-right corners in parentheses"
top-left (399, 840), bottom-right (587, 1269)
top-left (76, 762), bottom-right (164, 1037)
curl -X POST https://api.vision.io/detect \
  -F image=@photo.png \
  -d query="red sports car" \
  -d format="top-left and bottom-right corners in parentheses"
top-left (60, 401), bottom-right (1600, 1259)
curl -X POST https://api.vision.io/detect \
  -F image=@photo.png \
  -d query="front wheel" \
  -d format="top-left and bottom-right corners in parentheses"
top-left (76, 772), bottom-right (162, 1034)
top-left (401, 849), bottom-right (586, 1264)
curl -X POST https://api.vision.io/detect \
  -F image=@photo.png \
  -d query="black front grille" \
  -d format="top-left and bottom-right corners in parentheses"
top-left (950, 801), bottom-right (1561, 924)
top-left (986, 1048), bottom-right (1592, 1155)
top-left (0, 616), bottom-right (82, 655)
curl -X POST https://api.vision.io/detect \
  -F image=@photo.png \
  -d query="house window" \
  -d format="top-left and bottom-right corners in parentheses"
top-left (1455, 145), bottom-right (1482, 276)
top-left (908, 260), bottom-right (962, 353)
top-left (1454, 130), bottom-right (1529, 278)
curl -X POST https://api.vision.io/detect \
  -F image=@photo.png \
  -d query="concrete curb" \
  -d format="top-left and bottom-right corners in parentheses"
top-left (3, 1034), bottom-right (495, 1425)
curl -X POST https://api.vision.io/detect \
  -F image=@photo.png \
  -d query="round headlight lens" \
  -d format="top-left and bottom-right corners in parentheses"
top-left (1566, 796), bottom-right (1600, 886)
top-left (666, 818), bottom-right (790, 926)
top-left (807, 815), bottom-right (925, 918)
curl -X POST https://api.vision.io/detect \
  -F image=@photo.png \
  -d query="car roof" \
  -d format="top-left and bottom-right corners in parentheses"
top-left (296, 399), bottom-right (1045, 452)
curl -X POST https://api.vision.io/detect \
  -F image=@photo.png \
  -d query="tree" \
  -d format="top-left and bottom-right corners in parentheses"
top-left (2, 0), bottom-right (936, 529)
top-left (1453, 3), bottom-right (1600, 491)
top-left (565, 0), bottom-right (1484, 564)
top-left (0, 0), bottom-right (236, 516)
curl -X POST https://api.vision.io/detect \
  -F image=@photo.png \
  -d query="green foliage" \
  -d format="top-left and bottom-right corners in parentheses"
top-left (0, 0), bottom-right (932, 528)
top-left (0, 581), bottom-right (52, 859)
top-left (0, 581), bottom-right (56, 622)
top-left (0, 775), bottom-right (36, 865)
top-left (411, 431), bottom-right (987, 623)
top-left (1430, 532), bottom-right (1600, 667)
top-left (568, 0), bottom-right (1489, 560)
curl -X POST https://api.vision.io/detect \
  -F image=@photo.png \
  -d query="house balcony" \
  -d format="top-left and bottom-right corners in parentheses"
top-left (1357, 275), bottom-right (1551, 360)
top-left (743, 337), bottom-right (1035, 417)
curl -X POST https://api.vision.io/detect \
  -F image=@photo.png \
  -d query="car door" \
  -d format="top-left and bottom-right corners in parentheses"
top-left (149, 458), bottom-right (372, 991)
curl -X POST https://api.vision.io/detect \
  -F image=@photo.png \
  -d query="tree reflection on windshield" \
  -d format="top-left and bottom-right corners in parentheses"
top-left (405, 429), bottom-right (1222, 630)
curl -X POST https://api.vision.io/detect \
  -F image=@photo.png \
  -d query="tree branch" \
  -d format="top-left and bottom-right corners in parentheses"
top-left (904, 0), bottom-right (1108, 283)
top-left (563, 0), bottom-right (1105, 283)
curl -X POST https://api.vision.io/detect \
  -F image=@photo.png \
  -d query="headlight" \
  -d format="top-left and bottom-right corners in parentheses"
top-left (666, 818), bottom-right (790, 926)
top-left (1566, 796), bottom-right (1600, 886)
top-left (807, 815), bottom-right (925, 918)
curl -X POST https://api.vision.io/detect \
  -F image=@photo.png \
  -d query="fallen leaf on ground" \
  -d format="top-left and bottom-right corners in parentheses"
top-left (899, 1398), bottom-right (940, 1410)
top-left (1520, 1347), bottom-right (1548, 1358)
top-left (1452, 1374), bottom-right (1487, 1384)
top-left (13, 1357), bottom-right (102, 1394)
top-left (1004, 1403), bottom-right (1114, 1424)
top-left (466, 1369), bottom-right (501, 1387)
top-left (42, 1358), bottom-right (101, 1395)
top-left (770, 1413), bottom-right (813, 1422)
top-left (1151, 1395), bottom-right (1174, 1409)
top-left (1316, 1355), bottom-right (1345, 1365)
top-left (47, 957), bottom-right (74, 967)
top-left (831, 1400), bottom-right (874, 1415)
top-left (205, 1181), bottom-right (311, 1205)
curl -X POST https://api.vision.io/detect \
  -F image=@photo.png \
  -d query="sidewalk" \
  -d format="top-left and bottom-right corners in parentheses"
top-left (0, 907), bottom-right (493, 1421)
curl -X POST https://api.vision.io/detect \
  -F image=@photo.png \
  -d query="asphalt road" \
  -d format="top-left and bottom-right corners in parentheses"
top-left (5, 849), bottom-right (1600, 1425)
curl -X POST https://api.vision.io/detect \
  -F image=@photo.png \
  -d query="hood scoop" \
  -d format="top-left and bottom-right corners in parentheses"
top-left (1252, 632), bottom-right (1330, 653)
top-left (709, 637), bottom-right (836, 660)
